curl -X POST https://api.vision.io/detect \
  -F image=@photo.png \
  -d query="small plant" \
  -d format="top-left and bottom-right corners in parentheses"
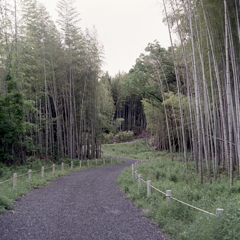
top-left (115, 131), bottom-right (134, 143)
top-left (102, 132), bottom-right (114, 144)
top-left (169, 173), bottom-right (178, 183)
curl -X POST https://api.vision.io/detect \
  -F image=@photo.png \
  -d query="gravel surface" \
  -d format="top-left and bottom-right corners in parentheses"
top-left (0, 158), bottom-right (167, 240)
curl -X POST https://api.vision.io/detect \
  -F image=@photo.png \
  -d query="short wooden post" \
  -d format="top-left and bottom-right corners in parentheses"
top-left (13, 173), bottom-right (17, 189)
top-left (166, 190), bottom-right (172, 202)
top-left (87, 160), bottom-right (89, 168)
top-left (147, 180), bottom-right (151, 197)
top-left (52, 164), bottom-right (55, 175)
top-left (138, 174), bottom-right (142, 185)
top-left (103, 159), bottom-right (105, 165)
top-left (28, 169), bottom-right (32, 181)
top-left (79, 160), bottom-right (82, 168)
top-left (41, 166), bottom-right (44, 178)
top-left (71, 161), bottom-right (73, 170)
top-left (96, 159), bottom-right (98, 165)
top-left (61, 162), bottom-right (64, 172)
top-left (216, 208), bottom-right (224, 217)
top-left (132, 164), bottom-right (134, 176)
top-left (111, 157), bottom-right (113, 164)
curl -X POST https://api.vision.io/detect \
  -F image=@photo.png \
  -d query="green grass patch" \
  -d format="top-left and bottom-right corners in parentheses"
top-left (0, 156), bottom-right (123, 214)
top-left (102, 140), bottom-right (189, 161)
top-left (102, 140), bottom-right (169, 160)
top-left (118, 158), bottom-right (240, 240)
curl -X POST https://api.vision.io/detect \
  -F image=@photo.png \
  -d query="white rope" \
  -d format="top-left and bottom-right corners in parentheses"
top-left (140, 178), bottom-right (147, 184)
top-left (17, 172), bottom-right (30, 178)
top-left (0, 178), bottom-right (13, 185)
top-left (171, 197), bottom-right (216, 216)
top-left (150, 184), bottom-right (165, 195)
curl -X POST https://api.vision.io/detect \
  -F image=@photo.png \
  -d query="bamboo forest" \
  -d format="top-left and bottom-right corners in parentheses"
top-left (1, 0), bottom-right (240, 188)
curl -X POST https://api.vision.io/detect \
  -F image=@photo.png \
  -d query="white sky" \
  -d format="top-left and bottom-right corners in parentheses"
top-left (38, 0), bottom-right (171, 76)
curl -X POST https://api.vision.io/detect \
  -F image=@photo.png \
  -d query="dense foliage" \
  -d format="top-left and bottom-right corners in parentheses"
top-left (112, 0), bottom-right (240, 186)
top-left (0, 0), bottom-right (111, 164)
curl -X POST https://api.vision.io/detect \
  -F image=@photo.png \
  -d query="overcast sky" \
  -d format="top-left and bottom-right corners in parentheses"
top-left (38, 0), bottom-right (171, 76)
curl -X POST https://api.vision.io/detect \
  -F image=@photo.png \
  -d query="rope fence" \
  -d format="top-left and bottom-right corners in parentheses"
top-left (132, 163), bottom-right (224, 218)
top-left (0, 156), bottom-right (122, 189)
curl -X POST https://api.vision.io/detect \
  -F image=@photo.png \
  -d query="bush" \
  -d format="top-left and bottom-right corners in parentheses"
top-left (115, 131), bottom-right (134, 143)
top-left (102, 132), bottom-right (114, 144)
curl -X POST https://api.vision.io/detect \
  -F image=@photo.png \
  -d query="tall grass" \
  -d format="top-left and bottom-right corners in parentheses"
top-left (111, 141), bottom-right (240, 239)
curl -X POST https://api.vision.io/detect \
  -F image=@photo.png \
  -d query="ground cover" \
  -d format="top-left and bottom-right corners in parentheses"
top-left (102, 141), bottom-right (240, 240)
top-left (102, 140), bottom-right (170, 160)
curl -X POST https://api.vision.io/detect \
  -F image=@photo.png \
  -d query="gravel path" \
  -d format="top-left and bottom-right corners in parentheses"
top-left (0, 158), bottom-right (167, 240)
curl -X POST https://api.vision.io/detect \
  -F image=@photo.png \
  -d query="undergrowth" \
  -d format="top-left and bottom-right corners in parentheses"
top-left (118, 159), bottom-right (240, 239)
top-left (110, 141), bottom-right (240, 240)
top-left (102, 140), bottom-right (170, 160)
top-left (0, 156), bottom-right (122, 214)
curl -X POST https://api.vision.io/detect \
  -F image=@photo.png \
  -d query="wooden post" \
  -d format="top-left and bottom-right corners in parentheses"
top-left (79, 160), bottom-right (82, 168)
top-left (13, 173), bottom-right (17, 189)
top-left (28, 169), bottom-right (32, 181)
top-left (216, 208), bottom-right (224, 217)
top-left (111, 157), bottom-right (113, 164)
top-left (147, 180), bottom-right (151, 197)
top-left (41, 166), bottom-right (44, 178)
top-left (166, 190), bottom-right (172, 202)
top-left (138, 174), bottom-right (142, 185)
top-left (61, 162), bottom-right (64, 172)
top-left (87, 160), bottom-right (89, 168)
top-left (96, 159), bottom-right (98, 165)
top-left (103, 159), bottom-right (105, 165)
top-left (71, 161), bottom-right (73, 170)
top-left (52, 164), bottom-right (55, 175)
top-left (132, 164), bottom-right (134, 176)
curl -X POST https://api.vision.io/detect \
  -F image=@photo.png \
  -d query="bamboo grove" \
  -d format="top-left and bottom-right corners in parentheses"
top-left (138, 0), bottom-right (240, 186)
top-left (160, 0), bottom-right (240, 186)
top-left (1, 0), bottom-right (240, 187)
top-left (0, 0), bottom-right (109, 164)
top-left (111, 0), bottom-right (240, 186)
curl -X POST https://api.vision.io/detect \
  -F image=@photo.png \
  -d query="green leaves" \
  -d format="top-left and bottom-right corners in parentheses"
top-left (0, 74), bottom-right (36, 164)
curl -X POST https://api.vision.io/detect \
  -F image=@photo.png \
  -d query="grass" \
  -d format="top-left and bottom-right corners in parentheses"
top-left (0, 156), bottom-right (122, 214)
top-left (102, 141), bottom-right (240, 240)
top-left (102, 140), bottom-right (170, 160)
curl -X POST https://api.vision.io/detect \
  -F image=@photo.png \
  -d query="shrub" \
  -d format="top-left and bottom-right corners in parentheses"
top-left (115, 131), bottom-right (134, 143)
top-left (102, 132), bottom-right (114, 144)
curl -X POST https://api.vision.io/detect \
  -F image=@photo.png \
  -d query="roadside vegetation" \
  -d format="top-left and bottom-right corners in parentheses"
top-left (103, 141), bottom-right (240, 240)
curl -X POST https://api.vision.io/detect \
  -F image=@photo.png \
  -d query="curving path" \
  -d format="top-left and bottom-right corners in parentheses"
top-left (0, 158), bottom-right (167, 240)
